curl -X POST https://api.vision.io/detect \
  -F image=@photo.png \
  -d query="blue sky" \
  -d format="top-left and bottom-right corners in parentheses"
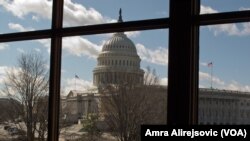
top-left (0, 0), bottom-right (250, 95)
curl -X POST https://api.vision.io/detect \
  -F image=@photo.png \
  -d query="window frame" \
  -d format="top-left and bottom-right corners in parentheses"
top-left (0, 0), bottom-right (250, 140)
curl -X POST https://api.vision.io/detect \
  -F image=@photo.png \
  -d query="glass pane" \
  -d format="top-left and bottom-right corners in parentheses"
top-left (199, 22), bottom-right (250, 125)
top-left (201, 0), bottom-right (250, 14)
top-left (0, 39), bottom-right (50, 140)
top-left (60, 29), bottom-right (168, 140)
top-left (0, 0), bottom-right (52, 34)
top-left (63, 0), bottom-right (169, 27)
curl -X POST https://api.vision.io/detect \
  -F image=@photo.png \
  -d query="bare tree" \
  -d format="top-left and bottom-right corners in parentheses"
top-left (81, 113), bottom-right (102, 141)
top-left (2, 52), bottom-right (49, 141)
top-left (100, 67), bottom-right (167, 141)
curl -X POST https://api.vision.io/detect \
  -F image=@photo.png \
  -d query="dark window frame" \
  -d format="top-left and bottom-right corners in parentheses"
top-left (0, 0), bottom-right (250, 140)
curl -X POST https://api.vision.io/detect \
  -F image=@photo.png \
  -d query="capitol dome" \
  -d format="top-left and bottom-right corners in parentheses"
top-left (93, 9), bottom-right (144, 87)
top-left (102, 32), bottom-right (137, 55)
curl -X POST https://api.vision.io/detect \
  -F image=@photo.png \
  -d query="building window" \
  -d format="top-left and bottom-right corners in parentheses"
top-left (0, 0), bottom-right (250, 140)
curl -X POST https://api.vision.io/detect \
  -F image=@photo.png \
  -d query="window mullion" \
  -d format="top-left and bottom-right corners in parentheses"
top-left (198, 10), bottom-right (250, 26)
top-left (167, 0), bottom-right (200, 125)
top-left (48, 0), bottom-right (64, 141)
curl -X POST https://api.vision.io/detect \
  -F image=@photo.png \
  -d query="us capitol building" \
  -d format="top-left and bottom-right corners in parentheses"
top-left (61, 11), bottom-right (250, 125)
top-left (92, 11), bottom-right (144, 87)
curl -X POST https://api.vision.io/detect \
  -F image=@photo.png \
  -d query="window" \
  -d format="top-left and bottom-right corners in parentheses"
top-left (60, 30), bottom-right (168, 138)
top-left (0, 0), bottom-right (250, 141)
top-left (0, 40), bottom-right (50, 140)
top-left (199, 21), bottom-right (250, 125)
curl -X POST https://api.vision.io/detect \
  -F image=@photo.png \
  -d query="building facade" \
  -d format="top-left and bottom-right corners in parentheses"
top-left (199, 88), bottom-right (250, 125)
top-left (61, 91), bottom-right (100, 123)
top-left (62, 88), bottom-right (250, 125)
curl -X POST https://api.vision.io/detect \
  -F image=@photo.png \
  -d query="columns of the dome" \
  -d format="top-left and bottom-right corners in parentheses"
top-left (102, 73), bottom-right (105, 84)
top-left (100, 74), bottom-right (103, 84)
top-left (113, 72), bottom-right (116, 83)
top-left (111, 72), bottom-right (114, 84)
top-left (94, 74), bottom-right (96, 85)
top-left (107, 72), bottom-right (110, 83)
top-left (97, 74), bottom-right (99, 85)
top-left (107, 73), bottom-right (109, 83)
top-left (105, 72), bottom-right (108, 83)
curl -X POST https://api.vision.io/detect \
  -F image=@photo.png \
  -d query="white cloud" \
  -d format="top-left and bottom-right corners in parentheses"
top-left (223, 80), bottom-right (250, 92)
top-left (136, 43), bottom-right (168, 66)
top-left (159, 77), bottom-right (168, 86)
top-left (63, 0), bottom-right (108, 26)
top-left (6, 22), bottom-right (50, 53)
top-left (199, 71), bottom-right (225, 86)
top-left (34, 48), bottom-right (41, 52)
top-left (239, 7), bottom-right (250, 11)
top-left (0, 66), bottom-right (20, 85)
top-left (201, 5), bottom-right (250, 36)
top-left (32, 15), bottom-right (39, 22)
top-left (37, 39), bottom-right (51, 52)
top-left (7, 22), bottom-right (102, 58)
top-left (6, 23), bottom-right (51, 53)
top-left (17, 48), bottom-right (25, 53)
top-left (200, 5), bottom-right (218, 14)
top-left (0, 0), bottom-right (52, 19)
top-left (125, 31), bottom-right (141, 38)
top-left (199, 71), bottom-right (250, 92)
top-left (8, 23), bottom-right (34, 32)
top-left (200, 62), bottom-right (208, 67)
top-left (239, 22), bottom-right (250, 36)
top-left (63, 36), bottom-right (101, 58)
top-left (63, 78), bottom-right (95, 94)
top-left (3, 1), bottom-right (248, 37)
top-left (61, 69), bottom-right (67, 73)
top-left (0, 43), bottom-right (9, 50)
top-left (100, 31), bottom-right (141, 39)
top-left (209, 24), bottom-right (240, 36)
top-left (0, 66), bottom-right (8, 84)
top-left (199, 84), bottom-right (205, 88)
top-left (0, 0), bottom-right (113, 26)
